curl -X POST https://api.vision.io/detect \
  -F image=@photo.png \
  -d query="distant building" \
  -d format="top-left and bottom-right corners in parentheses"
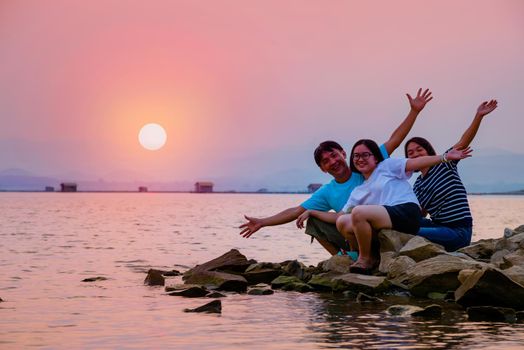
top-left (256, 188), bottom-right (268, 193)
top-left (307, 183), bottom-right (322, 193)
top-left (60, 182), bottom-right (77, 192)
top-left (45, 186), bottom-right (54, 192)
top-left (138, 186), bottom-right (148, 192)
top-left (194, 181), bottom-right (213, 193)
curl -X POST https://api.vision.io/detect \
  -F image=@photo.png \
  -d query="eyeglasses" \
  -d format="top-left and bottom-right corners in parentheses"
top-left (352, 152), bottom-right (374, 161)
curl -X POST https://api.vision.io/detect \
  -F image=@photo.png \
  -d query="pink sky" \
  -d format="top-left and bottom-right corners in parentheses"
top-left (1, 0), bottom-right (523, 184)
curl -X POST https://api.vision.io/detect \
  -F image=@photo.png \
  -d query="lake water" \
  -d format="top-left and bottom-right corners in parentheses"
top-left (1, 193), bottom-right (524, 349)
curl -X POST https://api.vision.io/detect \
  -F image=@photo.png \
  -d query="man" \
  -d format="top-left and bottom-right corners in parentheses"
top-left (239, 89), bottom-right (433, 255)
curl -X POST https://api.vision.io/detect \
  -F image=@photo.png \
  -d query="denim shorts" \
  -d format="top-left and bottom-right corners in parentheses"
top-left (417, 218), bottom-right (472, 251)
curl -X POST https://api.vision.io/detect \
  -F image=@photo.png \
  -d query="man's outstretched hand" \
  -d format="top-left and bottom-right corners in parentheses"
top-left (239, 215), bottom-right (263, 238)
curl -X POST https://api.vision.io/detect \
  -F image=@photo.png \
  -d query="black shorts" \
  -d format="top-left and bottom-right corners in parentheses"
top-left (384, 202), bottom-right (421, 234)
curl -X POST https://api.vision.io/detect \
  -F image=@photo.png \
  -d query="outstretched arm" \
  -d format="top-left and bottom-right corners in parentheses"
top-left (383, 88), bottom-right (433, 155)
top-left (239, 206), bottom-right (306, 238)
top-left (296, 210), bottom-right (342, 228)
top-left (405, 148), bottom-right (472, 172)
top-left (453, 100), bottom-right (498, 150)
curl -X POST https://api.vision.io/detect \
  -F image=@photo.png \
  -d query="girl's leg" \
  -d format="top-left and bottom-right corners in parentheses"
top-left (336, 214), bottom-right (358, 250)
top-left (351, 205), bottom-right (392, 268)
top-left (418, 221), bottom-right (472, 251)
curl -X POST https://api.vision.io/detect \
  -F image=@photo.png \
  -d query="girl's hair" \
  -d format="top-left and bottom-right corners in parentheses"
top-left (404, 137), bottom-right (436, 157)
top-left (349, 139), bottom-right (384, 173)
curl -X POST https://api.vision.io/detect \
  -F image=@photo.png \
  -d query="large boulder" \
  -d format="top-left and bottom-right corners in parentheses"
top-left (398, 236), bottom-right (446, 262)
top-left (184, 270), bottom-right (248, 292)
top-left (183, 249), bottom-right (254, 280)
top-left (390, 254), bottom-right (485, 297)
top-left (455, 267), bottom-right (524, 310)
top-left (378, 230), bottom-right (414, 253)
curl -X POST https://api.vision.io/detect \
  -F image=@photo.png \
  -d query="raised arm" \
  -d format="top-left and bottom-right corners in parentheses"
top-left (239, 206), bottom-right (306, 238)
top-left (405, 148), bottom-right (472, 172)
top-left (453, 100), bottom-right (497, 150)
top-left (383, 88), bottom-right (433, 155)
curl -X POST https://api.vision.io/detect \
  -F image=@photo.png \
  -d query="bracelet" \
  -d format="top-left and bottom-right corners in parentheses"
top-left (441, 152), bottom-right (449, 163)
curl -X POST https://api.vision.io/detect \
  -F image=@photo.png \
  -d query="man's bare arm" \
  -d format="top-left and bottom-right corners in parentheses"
top-left (240, 206), bottom-right (306, 238)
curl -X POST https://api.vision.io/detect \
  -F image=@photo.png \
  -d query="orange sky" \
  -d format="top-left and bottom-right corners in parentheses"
top-left (0, 0), bottom-right (523, 185)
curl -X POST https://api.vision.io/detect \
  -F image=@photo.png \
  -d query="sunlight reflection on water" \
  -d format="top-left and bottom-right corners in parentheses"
top-left (0, 193), bottom-right (523, 349)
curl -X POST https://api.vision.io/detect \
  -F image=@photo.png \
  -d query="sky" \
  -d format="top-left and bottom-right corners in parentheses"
top-left (1, 0), bottom-right (523, 188)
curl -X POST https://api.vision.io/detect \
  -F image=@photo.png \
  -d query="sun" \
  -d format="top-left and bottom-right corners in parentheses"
top-left (138, 123), bottom-right (167, 150)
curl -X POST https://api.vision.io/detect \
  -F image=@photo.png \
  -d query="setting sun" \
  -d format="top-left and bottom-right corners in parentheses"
top-left (138, 123), bottom-right (167, 150)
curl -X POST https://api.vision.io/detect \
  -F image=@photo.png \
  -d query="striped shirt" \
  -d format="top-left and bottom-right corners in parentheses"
top-left (412, 158), bottom-right (472, 227)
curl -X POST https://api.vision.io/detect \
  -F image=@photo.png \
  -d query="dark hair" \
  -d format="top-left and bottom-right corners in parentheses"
top-left (313, 141), bottom-right (344, 167)
top-left (349, 139), bottom-right (385, 173)
top-left (404, 137), bottom-right (436, 157)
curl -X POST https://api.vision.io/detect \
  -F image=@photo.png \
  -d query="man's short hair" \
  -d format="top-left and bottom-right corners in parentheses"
top-left (314, 141), bottom-right (344, 167)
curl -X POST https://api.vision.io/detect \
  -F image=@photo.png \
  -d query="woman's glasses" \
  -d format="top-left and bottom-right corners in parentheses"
top-left (352, 152), bottom-right (374, 160)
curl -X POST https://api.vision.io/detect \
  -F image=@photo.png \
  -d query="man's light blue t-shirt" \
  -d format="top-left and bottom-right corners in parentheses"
top-left (301, 144), bottom-right (389, 212)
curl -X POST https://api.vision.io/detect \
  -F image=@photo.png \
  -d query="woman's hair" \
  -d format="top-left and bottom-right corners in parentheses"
top-left (349, 139), bottom-right (385, 173)
top-left (404, 137), bottom-right (436, 157)
top-left (313, 140), bottom-right (344, 167)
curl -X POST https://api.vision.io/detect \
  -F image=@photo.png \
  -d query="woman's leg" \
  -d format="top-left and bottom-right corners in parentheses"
top-left (418, 220), bottom-right (472, 251)
top-left (350, 205), bottom-right (392, 268)
top-left (336, 214), bottom-right (358, 250)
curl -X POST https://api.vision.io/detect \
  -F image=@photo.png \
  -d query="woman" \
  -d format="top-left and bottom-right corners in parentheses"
top-left (300, 139), bottom-right (471, 274)
top-left (405, 100), bottom-right (498, 252)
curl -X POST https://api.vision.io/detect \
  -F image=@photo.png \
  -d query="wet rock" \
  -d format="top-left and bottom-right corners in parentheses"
top-left (82, 276), bottom-right (108, 282)
top-left (399, 236), bottom-right (446, 262)
top-left (270, 275), bottom-right (304, 289)
top-left (144, 269), bottom-right (165, 286)
top-left (242, 263), bottom-right (283, 285)
top-left (185, 270), bottom-right (248, 292)
top-left (184, 300), bottom-right (221, 314)
top-left (411, 304), bottom-right (442, 318)
top-left (356, 292), bottom-right (384, 303)
top-left (319, 255), bottom-right (353, 273)
top-left (162, 270), bottom-right (182, 277)
top-left (282, 260), bottom-right (310, 281)
top-left (165, 283), bottom-right (202, 292)
top-left (183, 249), bottom-right (255, 281)
top-left (386, 256), bottom-right (416, 280)
top-left (0, 297), bottom-right (3, 302)
top-left (247, 288), bottom-right (274, 295)
top-left (458, 239), bottom-right (497, 260)
top-left (455, 267), bottom-right (524, 310)
top-left (207, 292), bottom-right (226, 298)
top-left (378, 230), bottom-right (414, 253)
top-left (467, 306), bottom-right (516, 323)
top-left (387, 305), bottom-right (424, 316)
top-left (332, 273), bottom-right (389, 294)
top-left (391, 255), bottom-right (485, 297)
top-left (281, 282), bottom-right (314, 293)
top-left (167, 286), bottom-right (209, 298)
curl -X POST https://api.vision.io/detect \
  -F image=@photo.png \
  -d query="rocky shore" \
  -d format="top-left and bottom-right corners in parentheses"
top-left (144, 224), bottom-right (524, 322)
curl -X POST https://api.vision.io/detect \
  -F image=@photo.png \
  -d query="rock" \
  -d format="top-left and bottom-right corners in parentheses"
top-left (399, 236), bottom-right (446, 262)
top-left (167, 286), bottom-right (209, 298)
top-left (501, 265), bottom-right (524, 286)
top-left (185, 270), bottom-right (248, 292)
top-left (391, 254), bottom-right (485, 297)
top-left (144, 269), bottom-right (165, 286)
top-left (386, 256), bottom-right (417, 280)
top-left (282, 260), bottom-right (310, 281)
top-left (281, 282), bottom-right (314, 293)
top-left (378, 230), bottom-right (414, 253)
top-left (247, 288), bottom-right (274, 295)
top-left (455, 267), bottom-right (524, 310)
top-left (165, 283), bottom-right (202, 292)
top-left (307, 272), bottom-right (344, 292)
top-left (458, 239), bottom-right (497, 260)
top-left (332, 273), bottom-right (389, 294)
top-left (184, 300), bottom-right (222, 313)
top-left (319, 255), bottom-right (353, 273)
top-left (242, 264), bottom-right (283, 285)
top-left (270, 275), bottom-right (304, 289)
top-left (467, 306), bottom-right (516, 323)
top-left (183, 249), bottom-right (254, 280)
top-left (162, 270), bottom-right (182, 277)
top-left (458, 269), bottom-right (476, 284)
top-left (517, 311), bottom-right (524, 323)
top-left (356, 292), bottom-right (384, 303)
top-left (411, 304), bottom-right (442, 318)
top-left (206, 292), bottom-right (226, 298)
top-left (0, 297), bottom-right (3, 302)
top-left (490, 249), bottom-right (511, 266)
top-left (494, 238), bottom-right (519, 253)
top-left (82, 276), bottom-right (108, 282)
top-left (387, 305), bottom-right (424, 316)
top-left (378, 251), bottom-right (397, 274)
top-left (427, 292), bottom-right (446, 300)
top-left (509, 233), bottom-right (524, 245)
top-left (500, 249), bottom-right (524, 269)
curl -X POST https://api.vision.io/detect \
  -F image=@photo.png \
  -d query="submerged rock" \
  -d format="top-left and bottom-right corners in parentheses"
top-left (82, 276), bottom-right (108, 282)
top-left (207, 292), bottom-right (226, 298)
top-left (455, 267), bottom-right (524, 310)
top-left (247, 288), bottom-right (274, 295)
top-left (167, 286), bottom-right (209, 298)
top-left (411, 304), bottom-right (442, 318)
top-left (356, 292), bottom-right (384, 303)
top-left (467, 306), bottom-right (516, 323)
top-left (184, 300), bottom-right (222, 314)
top-left (387, 305), bottom-right (424, 316)
top-left (144, 269), bottom-right (165, 286)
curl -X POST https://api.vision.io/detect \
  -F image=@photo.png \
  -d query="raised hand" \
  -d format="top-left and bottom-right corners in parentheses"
top-left (477, 99), bottom-right (498, 117)
top-left (446, 147), bottom-right (473, 161)
top-left (296, 210), bottom-right (310, 229)
top-left (407, 88), bottom-right (433, 112)
top-left (239, 215), bottom-right (263, 238)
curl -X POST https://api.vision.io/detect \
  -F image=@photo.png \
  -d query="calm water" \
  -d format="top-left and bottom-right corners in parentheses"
top-left (1, 193), bottom-right (524, 349)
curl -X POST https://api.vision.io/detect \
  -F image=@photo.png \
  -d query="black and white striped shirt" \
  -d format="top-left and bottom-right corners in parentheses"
top-left (413, 158), bottom-right (472, 227)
